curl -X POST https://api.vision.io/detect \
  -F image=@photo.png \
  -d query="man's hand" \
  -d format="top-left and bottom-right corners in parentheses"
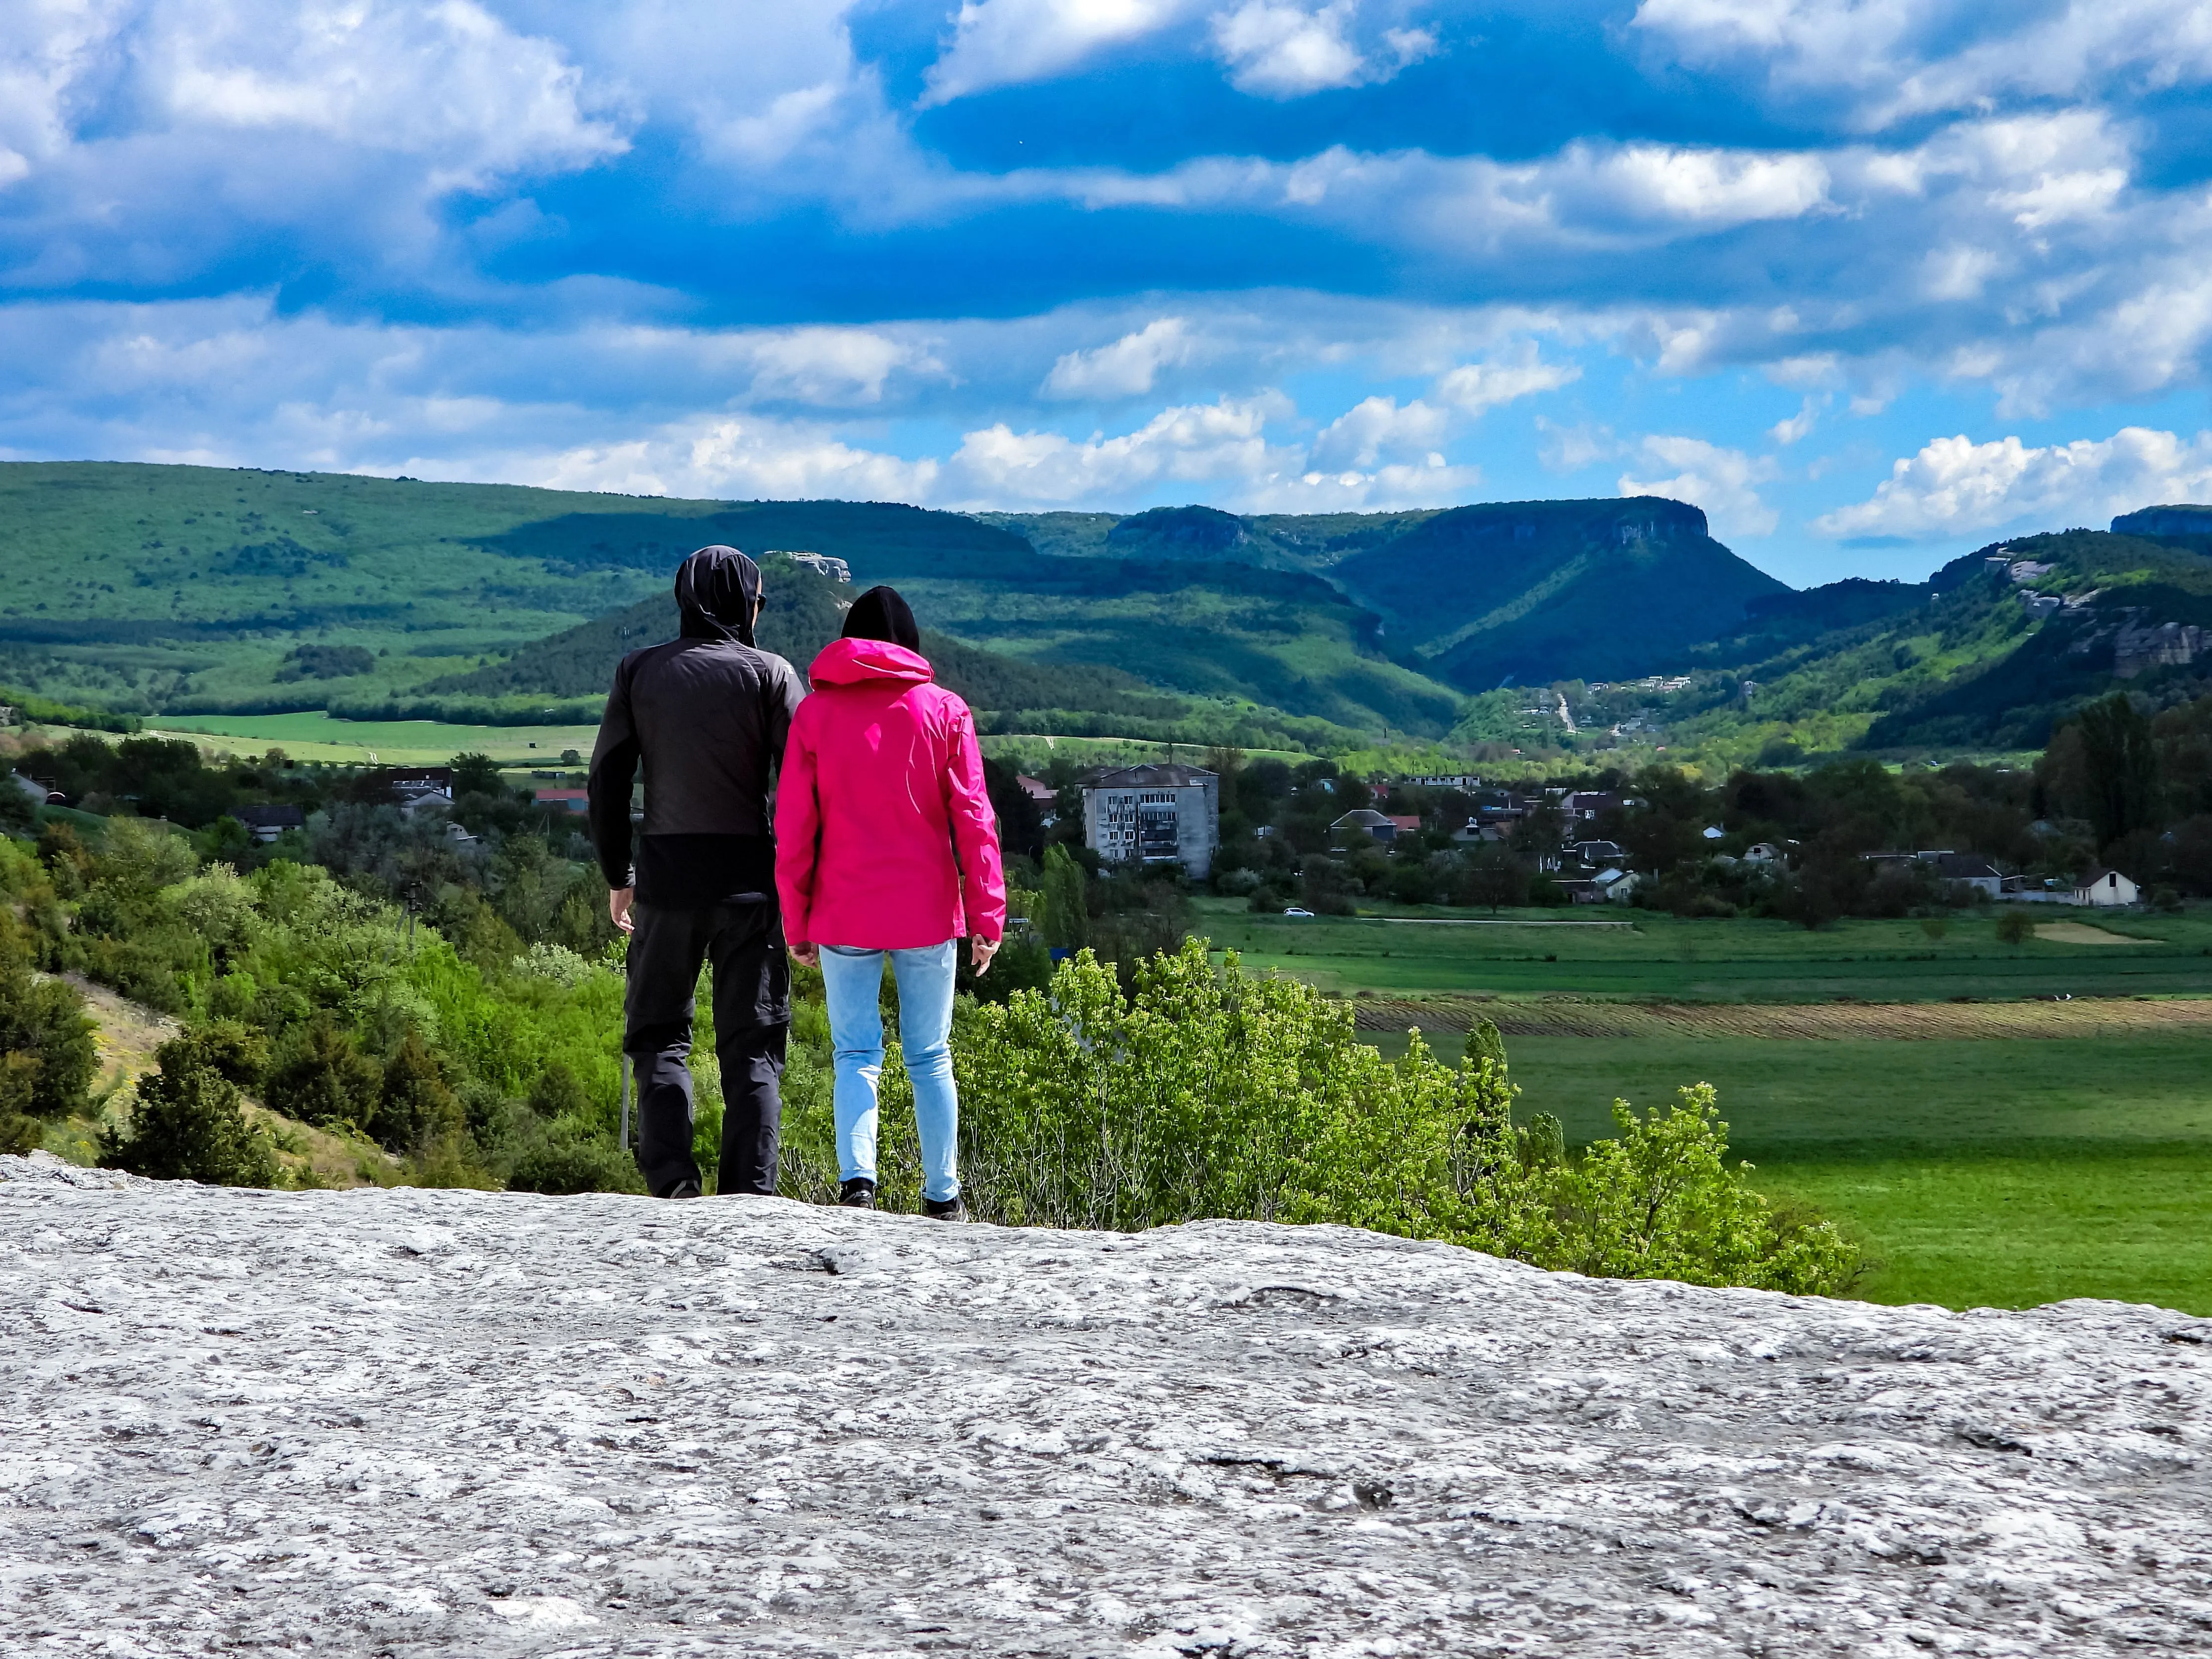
top-left (789, 941), bottom-right (820, 969)
top-left (609, 887), bottom-right (635, 934)
top-left (970, 935), bottom-right (1000, 976)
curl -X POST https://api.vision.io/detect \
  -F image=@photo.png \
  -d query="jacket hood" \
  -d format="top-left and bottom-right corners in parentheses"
top-left (675, 545), bottom-right (762, 645)
top-left (807, 636), bottom-right (935, 687)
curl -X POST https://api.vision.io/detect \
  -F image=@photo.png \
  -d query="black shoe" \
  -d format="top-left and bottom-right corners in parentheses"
top-left (921, 1194), bottom-right (968, 1223)
top-left (664, 1180), bottom-right (702, 1200)
top-left (838, 1178), bottom-right (876, 1211)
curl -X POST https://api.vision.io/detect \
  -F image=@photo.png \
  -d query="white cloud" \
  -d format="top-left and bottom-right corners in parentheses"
top-left (1042, 317), bottom-right (1195, 398)
top-left (1433, 344), bottom-right (1580, 414)
top-left (1768, 395), bottom-right (1820, 445)
top-left (156, 0), bottom-right (623, 188)
top-left (519, 417), bottom-right (938, 503)
top-left (921, 0), bottom-right (1200, 107)
top-left (1307, 395), bottom-right (1448, 470)
top-left (1632, 0), bottom-right (2212, 130)
top-left (732, 327), bottom-right (939, 405)
top-left (1619, 435), bottom-right (1779, 539)
top-left (945, 395), bottom-right (1285, 505)
top-left (1814, 426), bottom-right (2212, 541)
top-left (1240, 454), bottom-right (1483, 512)
top-left (1536, 418), bottom-right (1613, 472)
top-left (1212, 1), bottom-right (1429, 97)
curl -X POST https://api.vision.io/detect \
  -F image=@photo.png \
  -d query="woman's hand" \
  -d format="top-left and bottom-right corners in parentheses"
top-left (970, 936), bottom-right (999, 976)
top-left (789, 941), bottom-right (820, 969)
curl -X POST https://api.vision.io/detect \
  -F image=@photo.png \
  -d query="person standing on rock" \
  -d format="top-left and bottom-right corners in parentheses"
top-left (775, 586), bottom-right (1005, 1220)
top-left (589, 546), bottom-right (806, 1200)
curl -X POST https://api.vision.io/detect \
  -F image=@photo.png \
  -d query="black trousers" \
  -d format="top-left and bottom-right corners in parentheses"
top-left (625, 899), bottom-right (790, 1197)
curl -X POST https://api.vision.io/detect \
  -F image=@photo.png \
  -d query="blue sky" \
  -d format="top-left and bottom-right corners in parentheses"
top-left (4, 0), bottom-right (2212, 586)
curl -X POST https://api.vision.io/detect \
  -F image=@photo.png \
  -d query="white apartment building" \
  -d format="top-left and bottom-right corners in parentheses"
top-left (1081, 763), bottom-right (1220, 878)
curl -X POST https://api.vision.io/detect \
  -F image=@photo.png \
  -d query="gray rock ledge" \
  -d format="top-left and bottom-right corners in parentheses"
top-left (1, 1157), bottom-right (2208, 1656)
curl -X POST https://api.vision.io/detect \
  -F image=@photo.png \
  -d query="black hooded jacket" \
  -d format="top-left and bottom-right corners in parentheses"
top-left (587, 547), bottom-right (807, 907)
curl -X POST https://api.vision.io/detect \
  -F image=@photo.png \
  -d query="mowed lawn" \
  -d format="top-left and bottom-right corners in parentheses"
top-left (1190, 902), bottom-right (2212, 1316)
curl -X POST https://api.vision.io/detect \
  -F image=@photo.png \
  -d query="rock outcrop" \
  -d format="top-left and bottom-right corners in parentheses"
top-left (2, 1153), bottom-right (2208, 1656)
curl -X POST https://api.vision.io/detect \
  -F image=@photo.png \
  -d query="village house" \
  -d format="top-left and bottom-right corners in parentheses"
top-left (1331, 808), bottom-right (1422, 845)
top-left (2074, 868), bottom-right (2140, 908)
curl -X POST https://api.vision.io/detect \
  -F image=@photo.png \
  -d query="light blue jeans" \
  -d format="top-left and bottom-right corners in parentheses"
top-left (819, 941), bottom-right (961, 1202)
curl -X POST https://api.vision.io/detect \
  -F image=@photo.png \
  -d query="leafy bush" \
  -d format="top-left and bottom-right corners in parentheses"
top-left (0, 963), bottom-right (96, 1118)
top-left (943, 942), bottom-right (1861, 1295)
top-left (265, 1021), bottom-right (383, 1130)
top-left (101, 1035), bottom-right (276, 1187)
top-left (375, 1030), bottom-right (462, 1151)
top-left (0, 1052), bottom-right (46, 1154)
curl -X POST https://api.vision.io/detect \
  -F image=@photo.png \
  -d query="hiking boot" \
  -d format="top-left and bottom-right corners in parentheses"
top-left (838, 1178), bottom-right (877, 1211)
top-left (664, 1180), bottom-right (702, 1200)
top-left (921, 1194), bottom-right (968, 1223)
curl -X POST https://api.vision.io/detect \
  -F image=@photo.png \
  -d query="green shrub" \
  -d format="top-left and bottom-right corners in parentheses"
top-left (0, 964), bottom-right (96, 1118)
top-left (949, 942), bottom-right (1862, 1296)
top-left (1538, 1086), bottom-right (1859, 1295)
top-left (373, 1030), bottom-right (463, 1151)
top-left (1996, 910), bottom-right (2033, 946)
top-left (0, 1051), bottom-right (45, 1154)
top-left (265, 1021), bottom-right (383, 1130)
top-left (101, 1037), bottom-right (276, 1187)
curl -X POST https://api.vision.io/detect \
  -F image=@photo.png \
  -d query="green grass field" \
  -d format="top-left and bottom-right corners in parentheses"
top-left (1197, 901), bottom-right (2212, 1315)
top-left (143, 713), bottom-right (601, 765)
top-left (1196, 897), bottom-right (2212, 1002)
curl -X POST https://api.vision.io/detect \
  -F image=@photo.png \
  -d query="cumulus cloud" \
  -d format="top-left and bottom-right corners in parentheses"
top-left (1433, 344), bottom-right (1580, 413)
top-left (1211, 2), bottom-right (1433, 97)
top-left (1814, 426), bottom-right (2212, 541)
top-left (1619, 435), bottom-right (1779, 539)
top-left (921, 0), bottom-right (1201, 106)
top-left (519, 417), bottom-right (938, 502)
top-left (1307, 395), bottom-right (1448, 470)
top-left (945, 395), bottom-right (1286, 505)
top-left (1042, 318), bottom-right (1195, 399)
top-left (1632, 0), bottom-right (2212, 130)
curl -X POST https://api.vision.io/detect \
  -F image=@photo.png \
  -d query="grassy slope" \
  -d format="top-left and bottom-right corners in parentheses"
top-left (0, 463), bottom-right (1471, 742)
top-left (1188, 900), bottom-right (2212, 1313)
top-left (1665, 529), bottom-right (2212, 761)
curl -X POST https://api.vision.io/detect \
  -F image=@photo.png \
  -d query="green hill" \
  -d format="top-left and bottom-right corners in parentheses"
top-left (0, 462), bottom-right (1469, 743)
top-left (984, 496), bottom-right (1789, 692)
top-left (1656, 525), bottom-right (2212, 759)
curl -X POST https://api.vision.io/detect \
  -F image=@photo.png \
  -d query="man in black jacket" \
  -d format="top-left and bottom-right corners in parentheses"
top-left (588, 546), bottom-right (807, 1198)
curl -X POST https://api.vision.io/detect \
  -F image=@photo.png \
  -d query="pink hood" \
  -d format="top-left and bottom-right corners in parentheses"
top-left (806, 636), bottom-right (934, 688)
top-left (775, 640), bottom-right (1006, 950)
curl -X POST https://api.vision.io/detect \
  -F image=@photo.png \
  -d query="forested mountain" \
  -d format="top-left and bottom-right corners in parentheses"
top-left (2, 461), bottom-right (2206, 763)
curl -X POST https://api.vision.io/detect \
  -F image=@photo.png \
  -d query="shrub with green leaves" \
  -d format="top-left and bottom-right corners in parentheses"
top-left (265, 1021), bottom-right (383, 1131)
top-left (101, 1035), bottom-right (277, 1187)
top-left (0, 963), bottom-right (96, 1119)
top-left (945, 942), bottom-right (1861, 1296)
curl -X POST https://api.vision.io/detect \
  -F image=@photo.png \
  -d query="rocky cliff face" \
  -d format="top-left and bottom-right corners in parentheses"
top-left (2, 1151), bottom-right (2208, 1656)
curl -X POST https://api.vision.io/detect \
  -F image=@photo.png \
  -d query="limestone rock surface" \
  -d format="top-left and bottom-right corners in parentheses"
top-left (2, 1152), bottom-right (2209, 1656)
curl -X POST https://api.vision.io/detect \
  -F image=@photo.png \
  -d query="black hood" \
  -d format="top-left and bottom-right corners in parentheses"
top-left (674, 546), bottom-right (763, 645)
top-left (840, 585), bottom-right (921, 652)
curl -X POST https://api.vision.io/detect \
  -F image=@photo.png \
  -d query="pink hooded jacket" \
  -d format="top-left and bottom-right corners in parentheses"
top-left (775, 637), bottom-right (1007, 950)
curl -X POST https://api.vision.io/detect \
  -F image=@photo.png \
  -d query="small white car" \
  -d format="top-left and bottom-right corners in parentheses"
top-left (1281, 906), bottom-right (1315, 918)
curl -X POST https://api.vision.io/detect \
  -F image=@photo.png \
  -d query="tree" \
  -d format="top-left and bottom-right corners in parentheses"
top-left (2072, 694), bottom-right (2159, 849)
top-left (265, 1021), bottom-right (383, 1131)
top-left (101, 1036), bottom-right (276, 1187)
top-left (374, 1030), bottom-right (462, 1151)
top-left (1039, 844), bottom-right (1088, 950)
top-left (0, 964), bottom-right (96, 1119)
top-left (1996, 910), bottom-right (2033, 947)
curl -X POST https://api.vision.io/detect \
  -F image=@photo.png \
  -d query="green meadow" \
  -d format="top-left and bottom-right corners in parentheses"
top-left (144, 712), bottom-right (600, 766)
top-left (1196, 900), bottom-right (2212, 1315)
top-left (1196, 899), bottom-right (2212, 1002)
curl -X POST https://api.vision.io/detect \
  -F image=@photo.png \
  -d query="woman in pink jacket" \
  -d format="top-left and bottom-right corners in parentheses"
top-left (775, 587), bottom-right (1007, 1220)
